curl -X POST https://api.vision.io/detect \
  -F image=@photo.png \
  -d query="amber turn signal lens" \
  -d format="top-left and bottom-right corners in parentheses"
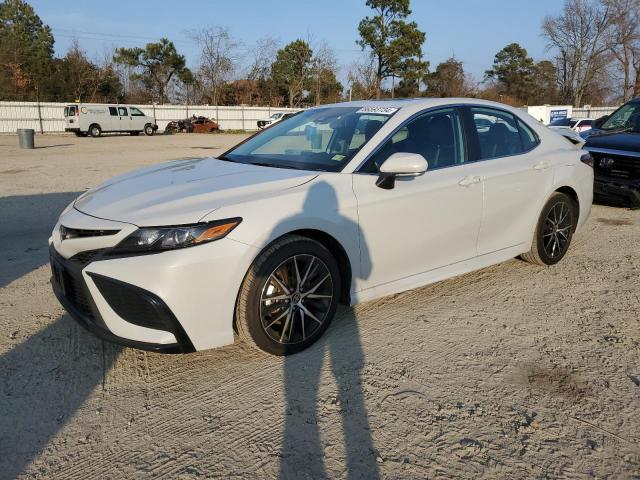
top-left (195, 220), bottom-right (241, 243)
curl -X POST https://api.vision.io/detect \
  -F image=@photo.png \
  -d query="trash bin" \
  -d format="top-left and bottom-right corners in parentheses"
top-left (17, 128), bottom-right (35, 149)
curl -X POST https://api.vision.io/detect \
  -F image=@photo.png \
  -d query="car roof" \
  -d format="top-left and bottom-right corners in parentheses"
top-left (320, 97), bottom-right (531, 112)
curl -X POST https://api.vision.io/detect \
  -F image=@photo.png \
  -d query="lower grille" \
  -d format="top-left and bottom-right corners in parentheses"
top-left (51, 261), bottom-right (94, 320)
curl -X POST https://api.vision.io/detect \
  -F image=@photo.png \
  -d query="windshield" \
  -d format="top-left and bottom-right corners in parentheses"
top-left (224, 106), bottom-right (395, 171)
top-left (601, 102), bottom-right (640, 132)
top-left (549, 118), bottom-right (576, 127)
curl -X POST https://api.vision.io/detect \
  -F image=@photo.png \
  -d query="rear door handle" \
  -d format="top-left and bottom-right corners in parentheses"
top-left (533, 161), bottom-right (550, 171)
top-left (458, 175), bottom-right (481, 187)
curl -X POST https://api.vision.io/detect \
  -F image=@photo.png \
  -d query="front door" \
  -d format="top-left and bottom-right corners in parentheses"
top-left (352, 107), bottom-right (484, 291)
top-left (114, 106), bottom-right (131, 131)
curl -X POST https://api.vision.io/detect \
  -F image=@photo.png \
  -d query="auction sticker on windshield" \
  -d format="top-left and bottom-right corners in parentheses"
top-left (356, 106), bottom-right (398, 115)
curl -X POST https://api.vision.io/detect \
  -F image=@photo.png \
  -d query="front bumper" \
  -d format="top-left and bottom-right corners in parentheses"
top-left (594, 176), bottom-right (640, 208)
top-left (49, 206), bottom-right (259, 352)
top-left (50, 245), bottom-right (195, 353)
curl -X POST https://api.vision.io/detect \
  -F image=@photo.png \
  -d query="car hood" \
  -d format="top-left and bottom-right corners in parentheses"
top-left (585, 130), bottom-right (640, 153)
top-left (74, 158), bottom-right (317, 226)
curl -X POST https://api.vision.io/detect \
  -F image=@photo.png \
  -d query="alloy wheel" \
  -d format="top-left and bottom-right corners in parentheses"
top-left (260, 254), bottom-right (334, 345)
top-left (542, 201), bottom-right (573, 259)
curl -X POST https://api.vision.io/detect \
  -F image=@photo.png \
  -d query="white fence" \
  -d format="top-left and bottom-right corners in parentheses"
top-left (573, 106), bottom-right (619, 119)
top-left (0, 101), bottom-right (301, 134)
top-left (0, 101), bottom-right (622, 134)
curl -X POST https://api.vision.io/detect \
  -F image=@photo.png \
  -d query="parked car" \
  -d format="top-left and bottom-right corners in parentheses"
top-left (582, 97), bottom-right (640, 208)
top-left (165, 116), bottom-right (219, 134)
top-left (50, 99), bottom-right (593, 356)
top-left (64, 104), bottom-right (158, 137)
top-left (548, 117), bottom-right (594, 133)
top-left (257, 112), bottom-right (287, 129)
top-left (191, 116), bottom-right (219, 133)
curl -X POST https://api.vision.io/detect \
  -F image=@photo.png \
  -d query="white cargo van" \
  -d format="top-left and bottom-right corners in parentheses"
top-left (64, 104), bottom-right (158, 137)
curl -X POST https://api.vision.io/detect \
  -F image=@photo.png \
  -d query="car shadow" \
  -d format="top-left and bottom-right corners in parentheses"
top-left (0, 192), bottom-right (82, 288)
top-left (0, 315), bottom-right (121, 479)
top-left (274, 181), bottom-right (380, 479)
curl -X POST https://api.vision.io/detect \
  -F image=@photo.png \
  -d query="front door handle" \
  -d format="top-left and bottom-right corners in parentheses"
top-left (533, 161), bottom-right (550, 171)
top-left (458, 175), bottom-right (481, 187)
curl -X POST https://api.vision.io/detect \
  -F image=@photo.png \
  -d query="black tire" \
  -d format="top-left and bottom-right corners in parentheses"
top-left (74, 131), bottom-right (82, 137)
top-left (236, 235), bottom-right (341, 356)
top-left (522, 192), bottom-right (577, 266)
top-left (144, 124), bottom-right (154, 136)
top-left (89, 124), bottom-right (101, 138)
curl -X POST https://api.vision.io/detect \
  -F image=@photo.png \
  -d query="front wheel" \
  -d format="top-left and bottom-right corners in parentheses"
top-left (522, 192), bottom-right (577, 266)
top-left (236, 235), bottom-right (341, 356)
top-left (144, 124), bottom-right (155, 136)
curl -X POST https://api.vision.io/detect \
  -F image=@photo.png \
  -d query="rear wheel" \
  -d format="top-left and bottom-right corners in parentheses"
top-left (236, 235), bottom-right (341, 356)
top-left (89, 124), bottom-right (101, 138)
top-left (144, 124), bottom-right (155, 136)
top-left (522, 192), bottom-right (577, 266)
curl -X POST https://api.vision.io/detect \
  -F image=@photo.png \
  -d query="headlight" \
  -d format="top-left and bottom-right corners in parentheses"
top-left (112, 218), bottom-right (242, 254)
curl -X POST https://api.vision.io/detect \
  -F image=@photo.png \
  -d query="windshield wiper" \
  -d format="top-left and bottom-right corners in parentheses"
top-left (600, 126), bottom-right (635, 135)
top-left (249, 161), bottom-right (299, 170)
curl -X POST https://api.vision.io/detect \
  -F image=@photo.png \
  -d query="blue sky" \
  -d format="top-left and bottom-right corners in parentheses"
top-left (30, 0), bottom-right (564, 84)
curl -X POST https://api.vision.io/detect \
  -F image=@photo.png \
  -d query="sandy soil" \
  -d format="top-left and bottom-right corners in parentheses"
top-left (1, 134), bottom-right (639, 479)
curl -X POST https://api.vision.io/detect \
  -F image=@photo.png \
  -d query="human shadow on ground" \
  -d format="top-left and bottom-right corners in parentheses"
top-left (0, 315), bottom-right (121, 479)
top-left (0, 191), bottom-right (82, 288)
top-left (274, 181), bottom-right (380, 479)
top-left (34, 144), bottom-right (73, 149)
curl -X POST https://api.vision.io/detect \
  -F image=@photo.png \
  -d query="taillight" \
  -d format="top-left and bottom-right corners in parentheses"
top-left (580, 152), bottom-right (594, 167)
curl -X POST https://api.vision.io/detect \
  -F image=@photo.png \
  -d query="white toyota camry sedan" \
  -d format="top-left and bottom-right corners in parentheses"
top-left (49, 99), bottom-right (594, 355)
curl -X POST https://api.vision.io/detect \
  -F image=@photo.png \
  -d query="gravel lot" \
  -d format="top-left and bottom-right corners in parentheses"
top-left (1, 133), bottom-right (639, 479)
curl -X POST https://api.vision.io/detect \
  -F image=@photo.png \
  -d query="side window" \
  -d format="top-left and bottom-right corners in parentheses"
top-left (118, 107), bottom-right (128, 116)
top-left (130, 107), bottom-right (144, 116)
top-left (363, 108), bottom-right (465, 173)
top-left (470, 107), bottom-right (530, 160)
top-left (67, 106), bottom-right (77, 116)
top-left (64, 107), bottom-right (68, 117)
top-left (517, 119), bottom-right (539, 151)
top-left (109, 107), bottom-right (118, 116)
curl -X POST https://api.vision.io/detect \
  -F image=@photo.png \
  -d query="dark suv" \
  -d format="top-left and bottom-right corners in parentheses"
top-left (584, 97), bottom-right (640, 208)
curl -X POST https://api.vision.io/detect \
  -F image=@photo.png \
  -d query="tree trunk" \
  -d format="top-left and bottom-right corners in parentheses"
top-left (634, 65), bottom-right (640, 97)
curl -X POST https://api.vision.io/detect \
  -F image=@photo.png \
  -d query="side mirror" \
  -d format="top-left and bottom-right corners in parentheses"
top-left (592, 115), bottom-right (609, 129)
top-left (376, 152), bottom-right (428, 190)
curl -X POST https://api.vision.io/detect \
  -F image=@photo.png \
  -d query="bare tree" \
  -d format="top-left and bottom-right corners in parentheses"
top-left (347, 57), bottom-right (378, 100)
top-left (191, 26), bottom-right (240, 105)
top-left (310, 41), bottom-right (341, 105)
top-left (603, 0), bottom-right (640, 101)
top-left (543, 0), bottom-right (614, 106)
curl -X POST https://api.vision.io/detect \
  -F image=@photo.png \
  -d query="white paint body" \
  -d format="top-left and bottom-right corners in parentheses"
top-left (64, 104), bottom-right (155, 134)
top-left (51, 99), bottom-right (594, 351)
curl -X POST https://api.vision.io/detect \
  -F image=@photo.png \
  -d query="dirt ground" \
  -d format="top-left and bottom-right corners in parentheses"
top-left (1, 133), bottom-right (639, 479)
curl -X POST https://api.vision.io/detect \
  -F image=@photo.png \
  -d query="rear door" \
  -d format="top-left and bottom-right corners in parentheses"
top-left (465, 106), bottom-right (553, 255)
